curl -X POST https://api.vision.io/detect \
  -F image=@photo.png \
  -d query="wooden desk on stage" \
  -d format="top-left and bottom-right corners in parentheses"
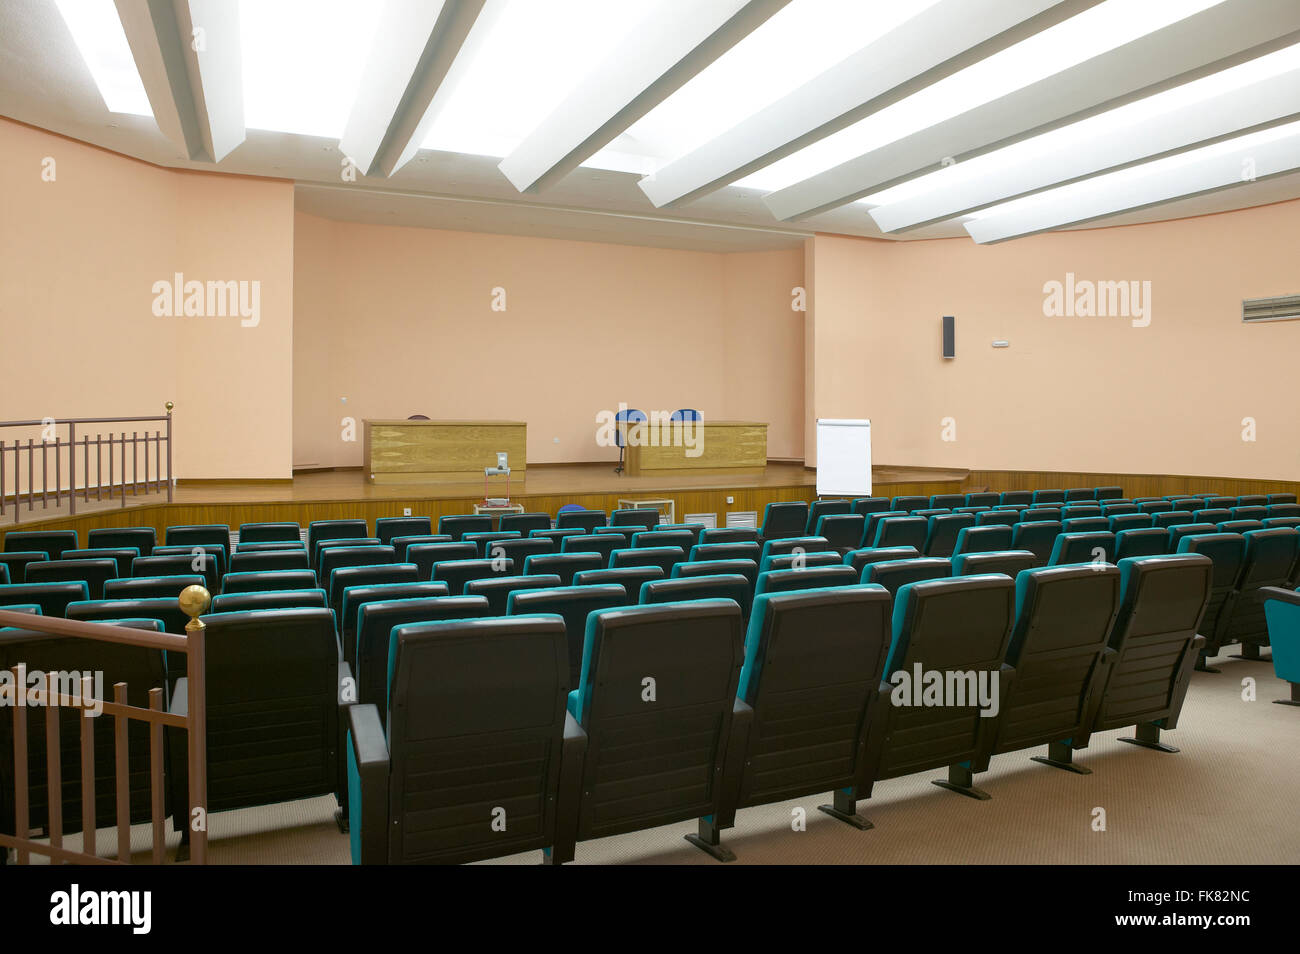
top-left (625, 420), bottom-right (767, 477)
top-left (363, 420), bottom-right (526, 484)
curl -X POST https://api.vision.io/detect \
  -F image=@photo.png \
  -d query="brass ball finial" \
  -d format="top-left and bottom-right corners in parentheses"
top-left (165, 401), bottom-right (174, 415)
top-left (179, 584), bottom-right (210, 626)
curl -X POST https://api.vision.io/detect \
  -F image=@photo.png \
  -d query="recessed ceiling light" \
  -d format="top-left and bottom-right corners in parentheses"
top-left (54, 0), bottom-right (153, 116)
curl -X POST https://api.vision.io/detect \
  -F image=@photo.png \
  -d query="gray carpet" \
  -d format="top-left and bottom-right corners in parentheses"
top-left (29, 652), bottom-right (1297, 866)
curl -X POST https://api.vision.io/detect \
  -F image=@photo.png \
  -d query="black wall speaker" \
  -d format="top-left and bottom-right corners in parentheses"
top-left (942, 315), bottom-right (955, 359)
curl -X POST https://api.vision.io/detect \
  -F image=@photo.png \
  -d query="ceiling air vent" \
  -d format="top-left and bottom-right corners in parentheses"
top-left (1243, 294), bottom-right (1300, 323)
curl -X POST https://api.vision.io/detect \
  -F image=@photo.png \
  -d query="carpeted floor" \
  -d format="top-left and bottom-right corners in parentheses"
top-left (43, 651), bottom-right (1295, 866)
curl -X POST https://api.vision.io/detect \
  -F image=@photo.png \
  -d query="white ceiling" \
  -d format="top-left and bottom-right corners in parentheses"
top-left (2, 0), bottom-right (1299, 253)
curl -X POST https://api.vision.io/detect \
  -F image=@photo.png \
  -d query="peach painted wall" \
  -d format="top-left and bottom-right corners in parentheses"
top-left (292, 212), bottom-right (805, 468)
top-left (805, 198), bottom-right (1300, 479)
top-left (0, 118), bottom-right (295, 482)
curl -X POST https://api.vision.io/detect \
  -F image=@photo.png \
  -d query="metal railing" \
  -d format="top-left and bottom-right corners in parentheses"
top-left (0, 406), bottom-right (174, 521)
top-left (0, 585), bottom-right (208, 865)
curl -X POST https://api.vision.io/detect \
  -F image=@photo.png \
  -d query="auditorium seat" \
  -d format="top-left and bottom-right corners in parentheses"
top-left (1138, 501), bottom-right (1174, 514)
top-left (862, 511), bottom-right (905, 545)
top-left (1173, 498), bottom-right (1202, 512)
top-left (654, 524), bottom-right (707, 547)
top-left (309, 537), bottom-right (381, 570)
top-left (816, 514), bottom-right (866, 553)
top-left (690, 542), bottom-right (761, 564)
top-left (103, 574), bottom-right (204, 600)
top-left (1168, 523), bottom-right (1218, 550)
top-left (759, 551), bottom-right (842, 575)
top-left (24, 558), bottom-right (116, 600)
top-left (461, 531), bottom-right (519, 558)
top-left (61, 547), bottom-right (139, 578)
top-left (229, 548), bottom-right (310, 574)
top-left (965, 493), bottom-right (1000, 509)
top-left (436, 515), bottom-right (493, 541)
top-left (153, 543), bottom-right (227, 580)
top-left (328, 564), bottom-right (421, 624)
top-left (1062, 517), bottom-right (1109, 534)
top-left (87, 526), bottom-right (156, 556)
top-left (1063, 488), bottom-right (1095, 502)
top-left (1268, 493), bottom-right (1298, 505)
top-left (1085, 554), bottom-right (1211, 754)
top-left (1264, 517), bottom-right (1300, 530)
top-left (1217, 519), bottom-right (1264, 535)
top-left (924, 513), bottom-right (976, 558)
top-left (844, 546), bottom-right (921, 576)
top-left (338, 582), bottom-right (450, 666)
top-left (498, 512), bottom-right (552, 535)
top-left (700, 527), bottom-right (759, 545)
top-left (871, 516), bottom-right (928, 551)
top-left (1230, 506), bottom-right (1268, 522)
top-left (66, 596), bottom-right (189, 635)
top-left (632, 529), bottom-right (694, 551)
top-left (805, 499), bottom-right (851, 534)
top-left (858, 575), bottom-right (1015, 801)
top-left (1217, 528), bottom-right (1300, 660)
top-left (4, 530), bottom-right (78, 561)
top-left (555, 509), bottom-right (605, 532)
top-left (951, 550), bottom-right (1037, 577)
top-left (211, 588), bottom-right (328, 613)
top-left (640, 574), bottom-right (751, 619)
top-left (1153, 512), bottom-right (1193, 529)
top-left (1114, 527), bottom-right (1169, 561)
top-left (688, 585), bottom-right (893, 857)
top-left (947, 564), bottom-right (1120, 786)
top-left (1267, 504), bottom-right (1300, 519)
top-left (851, 496), bottom-right (892, 516)
top-left (1108, 513), bottom-right (1153, 533)
top-left (237, 541), bottom-right (307, 553)
top-left (1202, 496), bottom-right (1236, 510)
top-left (1261, 588), bottom-right (1300, 705)
top-left (0, 618), bottom-right (167, 851)
top-left (673, 558), bottom-right (759, 592)
top-left (431, 558), bottom-right (516, 595)
top-left (953, 525), bottom-right (1014, 557)
top-left (221, 569), bottom-right (317, 594)
top-left (610, 509), bottom-right (659, 531)
top-left (591, 526), bottom-right (638, 547)
top-left (1048, 531), bottom-right (1115, 566)
top-left (374, 517), bottom-right (431, 546)
top-left (549, 600), bottom-right (743, 864)
top-left (1094, 486), bottom-right (1124, 500)
top-left (931, 494), bottom-right (966, 510)
top-left (864, 558), bottom-right (952, 595)
top-left (912, 508), bottom-right (950, 518)
top-left (318, 545), bottom-right (397, 589)
top-left (353, 595), bottom-right (492, 722)
top-left (572, 565), bottom-right (665, 595)
top-left (348, 615), bottom-right (578, 864)
top-left (1236, 495), bottom-right (1268, 508)
top-left (507, 584), bottom-right (630, 684)
top-left (0, 554), bottom-right (53, 588)
top-left (1174, 533), bottom-right (1246, 671)
top-left (406, 542), bottom-right (477, 579)
top-left (975, 510), bottom-right (1017, 527)
top-left (0, 581), bottom-right (87, 616)
top-left (465, 574), bottom-right (564, 615)
top-left (760, 502), bottom-right (809, 541)
top-left (890, 495), bottom-right (928, 514)
top-left (755, 565), bottom-right (857, 596)
top-left (1031, 489), bottom-right (1064, 505)
top-left (169, 607), bottom-right (348, 844)
top-left (390, 534), bottom-right (453, 562)
top-left (1193, 509), bottom-right (1233, 526)
top-left (481, 538), bottom-right (551, 567)
top-left (133, 554), bottom-right (220, 594)
top-left (238, 522), bottom-right (302, 544)
top-left (165, 524), bottom-right (232, 554)
top-left (609, 547), bottom-right (684, 577)
top-left (556, 534), bottom-right (615, 564)
top-left (1101, 503), bottom-right (1138, 516)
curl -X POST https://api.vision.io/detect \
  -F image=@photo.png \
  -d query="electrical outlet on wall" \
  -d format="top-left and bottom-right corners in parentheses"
top-left (726, 496), bottom-right (734, 504)
top-left (403, 507), bottom-right (412, 516)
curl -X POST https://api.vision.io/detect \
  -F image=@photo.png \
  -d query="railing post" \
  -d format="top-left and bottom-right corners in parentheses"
top-left (181, 584), bottom-right (209, 865)
top-left (68, 421), bottom-right (76, 515)
top-left (166, 402), bottom-right (174, 503)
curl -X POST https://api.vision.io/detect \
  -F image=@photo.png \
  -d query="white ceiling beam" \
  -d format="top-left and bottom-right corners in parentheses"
top-left (965, 122), bottom-right (1300, 244)
top-left (498, 0), bottom-right (791, 195)
top-left (871, 61), bottom-right (1300, 233)
top-left (339, 0), bottom-right (486, 179)
top-left (637, 0), bottom-right (1097, 209)
top-left (114, 0), bottom-right (244, 162)
top-left (764, 0), bottom-right (1300, 221)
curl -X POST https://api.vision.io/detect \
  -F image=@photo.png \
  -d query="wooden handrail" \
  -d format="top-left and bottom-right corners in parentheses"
top-left (0, 610), bottom-right (188, 651)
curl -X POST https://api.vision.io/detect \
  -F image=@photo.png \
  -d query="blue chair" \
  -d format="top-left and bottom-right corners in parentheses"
top-left (614, 408), bottom-right (647, 474)
top-left (1261, 588), bottom-right (1300, 705)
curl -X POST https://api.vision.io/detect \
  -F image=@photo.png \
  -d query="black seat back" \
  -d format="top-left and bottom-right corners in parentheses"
top-left (4, 530), bottom-right (78, 560)
top-left (237, 522), bottom-right (301, 544)
top-left (102, 574), bottom-right (203, 601)
top-left (374, 517), bottom-right (431, 546)
top-left (465, 574), bottom-right (563, 615)
top-left (87, 527), bottom-right (156, 556)
top-left (507, 584), bottom-right (630, 687)
top-left (639, 574), bottom-right (751, 619)
top-left (25, 559), bottom-right (117, 600)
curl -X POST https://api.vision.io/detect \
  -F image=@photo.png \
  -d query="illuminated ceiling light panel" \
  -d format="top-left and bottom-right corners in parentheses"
top-left (54, 0), bottom-right (153, 116)
top-left (965, 119), bottom-right (1300, 243)
top-left (744, 0), bottom-right (1226, 196)
top-left (240, 0), bottom-right (383, 139)
top-left (421, 0), bottom-right (662, 161)
top-left (867, 41), bottom-right (1300, 231)
top-left (619, 0), bottom-right (943, 173)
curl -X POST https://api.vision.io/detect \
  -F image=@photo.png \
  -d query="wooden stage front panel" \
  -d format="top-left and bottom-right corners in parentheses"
top-left (363, 420), bottom-right (526, 484)
top-left (625, 421), bottom-right (767, 476)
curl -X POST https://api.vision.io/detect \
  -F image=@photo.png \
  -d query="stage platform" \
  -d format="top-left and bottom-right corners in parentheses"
top-left (0, 462), bottom-right (971, 537)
